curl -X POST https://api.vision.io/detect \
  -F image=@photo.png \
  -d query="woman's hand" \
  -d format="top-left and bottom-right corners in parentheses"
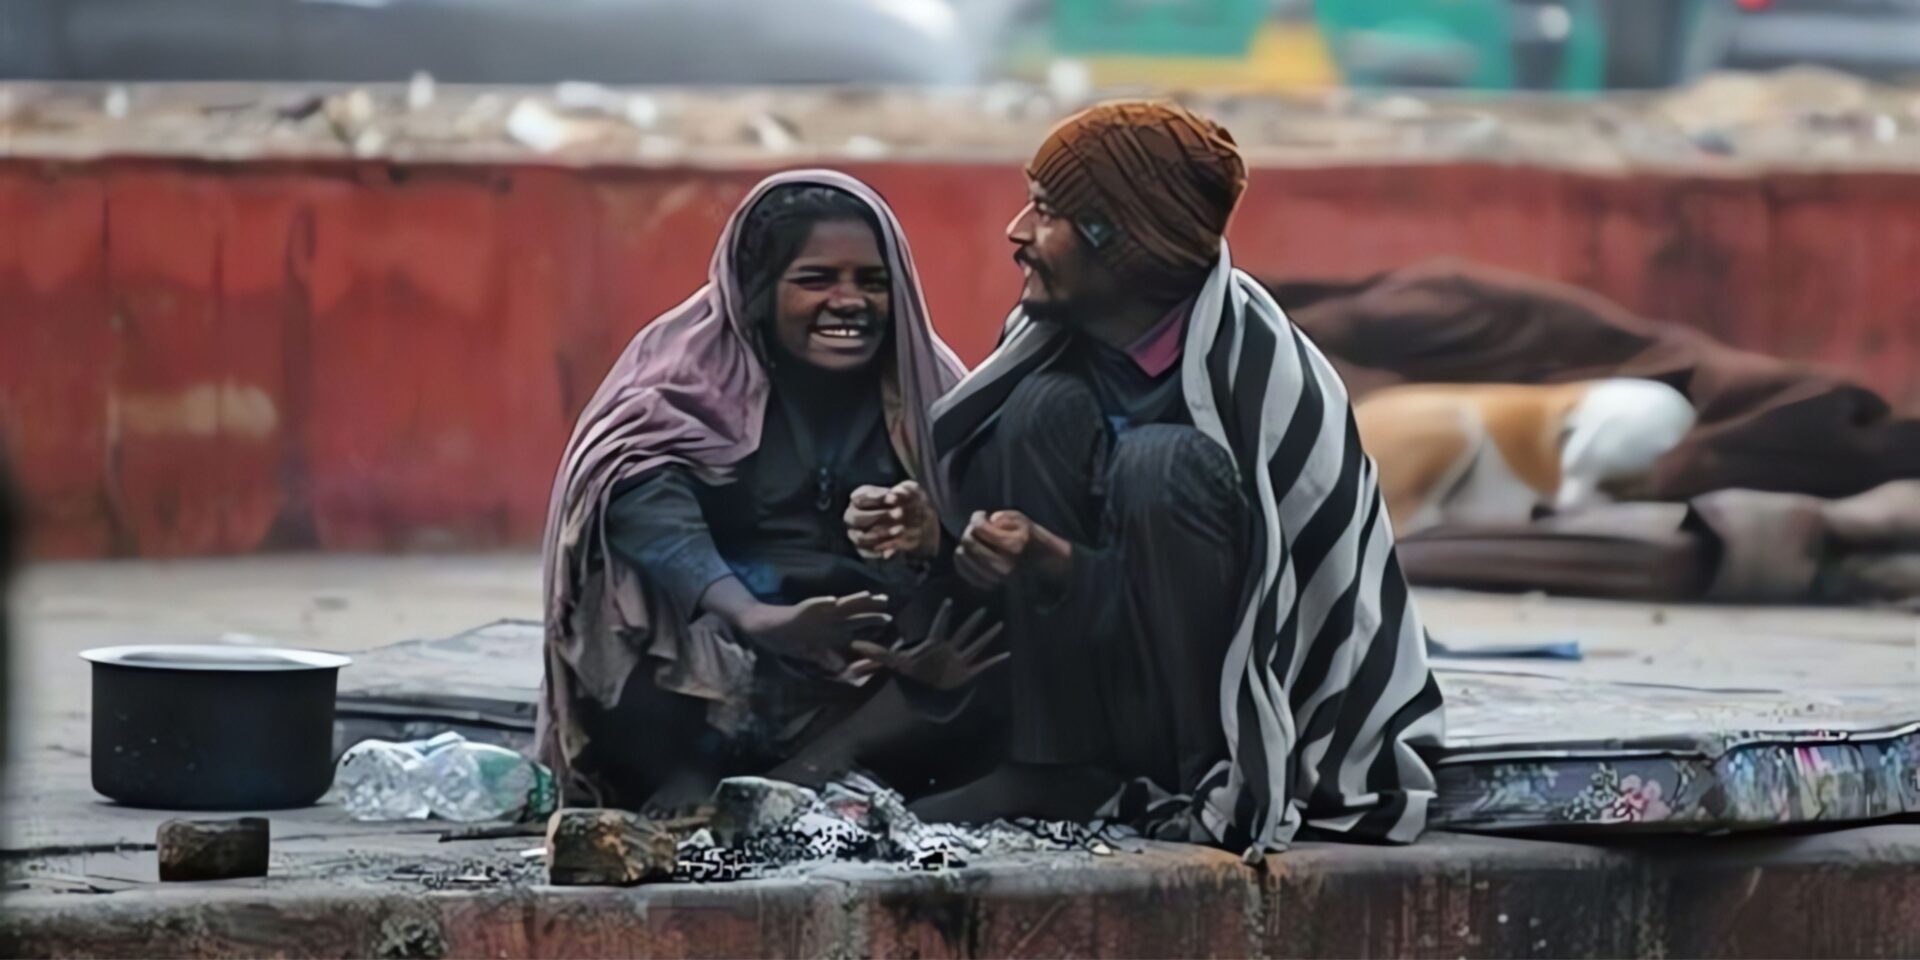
top-left (848, 599), bottom-right (1008, 690)
top-left (725, 590), bottom-right (892, 673)
top-left (845, 480), bottom-right (940, 562)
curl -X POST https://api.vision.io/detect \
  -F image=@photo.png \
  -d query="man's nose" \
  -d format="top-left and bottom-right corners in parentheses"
top-left (1006, 202), bottom-right (1036, 243)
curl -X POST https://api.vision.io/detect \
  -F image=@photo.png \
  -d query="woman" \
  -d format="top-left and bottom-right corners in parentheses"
top-left (539, 171), bottom-right (1001, 810)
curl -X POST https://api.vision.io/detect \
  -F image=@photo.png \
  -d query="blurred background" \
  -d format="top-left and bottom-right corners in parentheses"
top-left (5, 0), bottom-right (1920, 89)
top-left (4, 0), bottom-right (1920, 560)
top-left (4, 0), bottom-right (1920, 89)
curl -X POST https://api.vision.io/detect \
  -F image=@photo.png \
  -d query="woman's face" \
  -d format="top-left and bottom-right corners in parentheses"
top-left (770, 219), bottom-right (892, 373)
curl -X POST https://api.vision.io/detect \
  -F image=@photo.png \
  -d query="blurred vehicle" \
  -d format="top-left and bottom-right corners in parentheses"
top-left (1317, 0), bottom-right (1920, 91)
top-left (1316, 0), bottom-right (1608, 90)
top-left (1688, 0), bottom-right (1920, 83)
top-left (1599, 0), bottom-right (1920, 88)
top-left (0, 0), bottom-right (988, 85)
top-left (1037, 0), bottom-right (1336, 90)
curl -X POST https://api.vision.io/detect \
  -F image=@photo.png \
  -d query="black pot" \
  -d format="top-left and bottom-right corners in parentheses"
top-left (83, 645), bottom-right (351, 810)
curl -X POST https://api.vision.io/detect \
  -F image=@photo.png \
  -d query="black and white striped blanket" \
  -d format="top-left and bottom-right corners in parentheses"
top-left (931, 242), bottom-right (1445, 853)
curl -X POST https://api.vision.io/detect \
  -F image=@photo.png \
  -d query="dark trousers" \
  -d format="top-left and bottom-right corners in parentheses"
top-left (958, 372), bottom-right (1252, 792)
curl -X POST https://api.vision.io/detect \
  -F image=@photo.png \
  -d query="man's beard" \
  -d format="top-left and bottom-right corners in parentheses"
top-left (1017, 259), bottom-right (1083, 326)
top-left (1020, 296), bottom-right (1073, 324)
top-left (1021, 288), bottom-right (1115, 331)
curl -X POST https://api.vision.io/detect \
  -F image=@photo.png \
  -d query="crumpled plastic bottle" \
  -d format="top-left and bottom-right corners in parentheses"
top-left (334, 732), bottom-right (557, 823)
top-left (335, 738), bottom-right (432, 821)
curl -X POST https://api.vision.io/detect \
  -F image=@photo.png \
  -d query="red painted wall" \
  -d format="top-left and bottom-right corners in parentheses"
top-left (5, 158), bottom-right (1917, 558)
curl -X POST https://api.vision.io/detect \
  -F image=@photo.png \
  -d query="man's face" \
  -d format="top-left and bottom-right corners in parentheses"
top-left (1007, 180), bottom-right (1118, 323)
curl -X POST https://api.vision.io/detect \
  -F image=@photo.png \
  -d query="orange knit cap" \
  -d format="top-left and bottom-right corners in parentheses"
top-left (1027, 100), bottom-right (1247, 302)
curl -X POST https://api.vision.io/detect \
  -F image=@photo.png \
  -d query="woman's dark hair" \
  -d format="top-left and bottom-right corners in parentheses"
top-left (734, 184), bottom-right (887, 346)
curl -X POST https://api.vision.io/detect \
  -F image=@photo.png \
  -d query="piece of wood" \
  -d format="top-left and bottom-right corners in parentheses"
top-left (156, 817), bottom-right (269, 882)
top-left (545, 809), bottom-right (676, 886)
top-left (439, 822), bottom-right (547, 842)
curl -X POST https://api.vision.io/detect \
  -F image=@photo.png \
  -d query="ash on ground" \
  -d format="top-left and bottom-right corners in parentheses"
top-left (676, 774), bottom-right (1141, 883)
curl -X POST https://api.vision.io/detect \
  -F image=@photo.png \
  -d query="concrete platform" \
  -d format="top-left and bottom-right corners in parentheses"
top-left (7, 826), bottom-right (1920, 957)
top-left (5, 556), bottom-right (1920, 957)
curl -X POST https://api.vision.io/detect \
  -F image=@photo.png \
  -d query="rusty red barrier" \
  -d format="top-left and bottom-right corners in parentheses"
top-left (5, 157), bottom-right (1917, 558)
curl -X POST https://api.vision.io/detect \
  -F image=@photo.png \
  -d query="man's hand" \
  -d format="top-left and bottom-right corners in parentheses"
top-left (849, 599), bottom-right (1008, 690)
top-left (845, 480), bottom-right (940, 562)
top-left (954, 510), bottom-right (1072, 592)
top-left (732, 592), bottom-right (892, 673)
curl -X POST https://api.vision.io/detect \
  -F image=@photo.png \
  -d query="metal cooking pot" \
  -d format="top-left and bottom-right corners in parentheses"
top-left (82, 645), bottom-right (351, 810)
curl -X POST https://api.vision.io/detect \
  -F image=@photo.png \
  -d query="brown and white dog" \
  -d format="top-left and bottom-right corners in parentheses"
top-left (1355, 379), bottom-right (1697, 538)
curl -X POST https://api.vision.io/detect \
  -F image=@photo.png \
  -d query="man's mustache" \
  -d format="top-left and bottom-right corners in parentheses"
top-left (1013, 249), bottom-right (1049, 279)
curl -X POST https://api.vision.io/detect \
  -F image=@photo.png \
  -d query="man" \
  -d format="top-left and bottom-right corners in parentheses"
top-left (915, 101), bottom-right (1444, 854)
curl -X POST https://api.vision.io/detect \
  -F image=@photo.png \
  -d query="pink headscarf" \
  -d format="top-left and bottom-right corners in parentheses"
top-left (537, 170), bottom-right (965, 796)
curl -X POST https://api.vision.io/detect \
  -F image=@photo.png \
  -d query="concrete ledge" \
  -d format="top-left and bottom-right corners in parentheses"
top-left (6, 828), bottom-right (1920, 958)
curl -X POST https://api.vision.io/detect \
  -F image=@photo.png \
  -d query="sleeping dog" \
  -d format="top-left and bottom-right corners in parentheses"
top-left (1355, 379), bottom-right (1697, 537)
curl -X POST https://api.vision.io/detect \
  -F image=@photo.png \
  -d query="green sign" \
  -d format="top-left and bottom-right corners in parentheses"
top-left (1053, 0), bottom-right (1268, 58)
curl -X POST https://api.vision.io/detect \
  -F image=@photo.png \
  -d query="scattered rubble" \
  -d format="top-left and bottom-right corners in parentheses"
top-left (322, 88), bottom-right (375, 145)
top-left (346, 774), bottom-right (1145, 891)
top-left (384, 857), bottom-right (542, 891)
top-left (678, 774), bottom-right (1140, 883)
top-left (2, 70), bottom-right (1918, 171)
top-left (406, 72), bottom-right (436, 114)
top-left (504, 99), bottom-right (584, 154)
top-left (102, 86), bottom-right (129, 121)
top-left (745, 111), bottom-right (802, 153)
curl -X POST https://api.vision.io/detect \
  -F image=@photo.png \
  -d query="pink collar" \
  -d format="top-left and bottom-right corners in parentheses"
top-left (1125, 300), bottom-right (1191, 377)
